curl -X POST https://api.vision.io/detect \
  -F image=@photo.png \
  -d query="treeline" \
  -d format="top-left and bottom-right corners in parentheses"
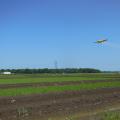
top-left (0, 68), bottom-right (101, 74)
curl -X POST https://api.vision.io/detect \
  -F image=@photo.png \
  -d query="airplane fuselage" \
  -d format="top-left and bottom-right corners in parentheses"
top-left (95, 39), bottom-right (107, 44)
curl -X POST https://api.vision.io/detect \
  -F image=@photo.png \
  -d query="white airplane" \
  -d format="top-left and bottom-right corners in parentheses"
top-left (95, 39), bottom-right (108, 44)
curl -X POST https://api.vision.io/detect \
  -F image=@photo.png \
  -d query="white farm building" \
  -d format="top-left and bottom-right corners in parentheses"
top-left (2, 72), bottom-right (12, 75)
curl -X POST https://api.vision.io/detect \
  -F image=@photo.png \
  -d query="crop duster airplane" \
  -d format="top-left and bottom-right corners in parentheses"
top-left (95, 39), bottom-right (107, 44)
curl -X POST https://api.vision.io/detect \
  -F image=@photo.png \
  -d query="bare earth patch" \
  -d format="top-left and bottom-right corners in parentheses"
top-left (0, 87), bottom-right (120, 120)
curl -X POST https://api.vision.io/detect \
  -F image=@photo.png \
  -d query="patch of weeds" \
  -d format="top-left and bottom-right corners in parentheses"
top-left (101, 111), bottom-right (120, 120)
top-left (16, 107), bottom-right (32, 119)
top-left (65, 116), bottom-right (74, 120)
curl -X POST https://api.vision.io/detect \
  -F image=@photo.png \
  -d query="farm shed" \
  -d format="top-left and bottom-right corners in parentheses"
top-left (2, 72), bottom-right (12, 75)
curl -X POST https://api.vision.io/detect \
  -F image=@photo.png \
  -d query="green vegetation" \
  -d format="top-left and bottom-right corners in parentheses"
top-left (0, 68), bottom-right (101, 74)
top-left (0, 73), bottom-right (120, 96)
top-left (0, 73), bottom-right (120, 84)
top-left (0, 77), bottom-right (114, 84)
top-left (101, 111), bottom-right (120, 120)
top-left (0, 81), bottom-right (120, 96)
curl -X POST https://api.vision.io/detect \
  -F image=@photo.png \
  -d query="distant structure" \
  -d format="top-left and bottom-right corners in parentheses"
top-left (54, 61), bottom-right (58, 69)
top-left (2, 72), bottom-right (12, 75)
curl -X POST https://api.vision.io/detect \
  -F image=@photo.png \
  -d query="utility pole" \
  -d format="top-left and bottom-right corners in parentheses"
top-left (54, 61), bottom-right (58, 74)
top-left (54, 60), bottom-right (58, 69)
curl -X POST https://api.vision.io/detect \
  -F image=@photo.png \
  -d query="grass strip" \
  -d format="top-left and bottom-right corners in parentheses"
top-left (0, 81), bottom-right (120, 96)
top-left (0, 77), bottom-right (118, 84)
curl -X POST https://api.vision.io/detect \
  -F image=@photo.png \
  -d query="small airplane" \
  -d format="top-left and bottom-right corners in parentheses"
top-left (95, 39), bottom-right (108, 44)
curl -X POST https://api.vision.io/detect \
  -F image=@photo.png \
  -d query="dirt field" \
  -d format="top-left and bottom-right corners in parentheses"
top-left (0, 87), bottom-right (120, 120)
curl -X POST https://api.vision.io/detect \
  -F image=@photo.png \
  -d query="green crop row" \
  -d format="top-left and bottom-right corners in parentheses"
top-left (0, 81), bottom-right (120, 96)
top-left (0, 73), bottom-right (120, 79)
top-left (0, 77), bottom-right (117, 84)
top-left (0, 76), bottom-right (118, 84)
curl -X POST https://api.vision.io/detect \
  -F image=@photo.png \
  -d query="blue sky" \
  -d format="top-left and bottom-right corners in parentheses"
top-left (0, 0), bottom-right (120, 70)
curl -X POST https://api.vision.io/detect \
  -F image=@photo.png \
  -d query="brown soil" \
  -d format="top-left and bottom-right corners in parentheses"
top-left (0, 79), bottom-right (120, 89)
top-left (0, 87), bottom-right (120, 120)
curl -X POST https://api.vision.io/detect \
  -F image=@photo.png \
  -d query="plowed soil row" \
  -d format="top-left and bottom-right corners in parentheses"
top-left (0, 79), bottom-right (120, 89)
top-left (0, 87), bottom-right (120, 120)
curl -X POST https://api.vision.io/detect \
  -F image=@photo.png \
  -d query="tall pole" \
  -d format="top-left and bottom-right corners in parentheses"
top-left (54, 61), bottom-right (58, 69)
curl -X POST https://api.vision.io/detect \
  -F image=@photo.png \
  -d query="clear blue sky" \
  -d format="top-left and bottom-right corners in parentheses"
top-left (0, 0), bottom-right (120, 70)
